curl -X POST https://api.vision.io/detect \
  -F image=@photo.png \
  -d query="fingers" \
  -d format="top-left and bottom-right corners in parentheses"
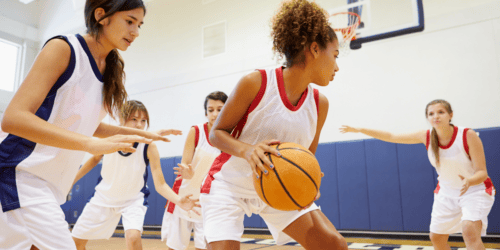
top-left (252, 154), bottom-right (269, 176)
top-left (263, 140), bottom-right (281, 157)
top-left (175, 176), bottom-right (182, 181)
top-left (119, 143), bottom-right (137, 153)
top-left (115, 135), bottom-right (153, 144)
top-left (321, 172), bottom-right (325, 178)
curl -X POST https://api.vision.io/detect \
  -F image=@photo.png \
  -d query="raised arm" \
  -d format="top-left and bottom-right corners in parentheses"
top-left (340, 125), bottom-right (427, 145)
top-left (209, 71), bottom-right (280, 178)
top-left (1, 39), bottom-right (151, 155)
top-left (147, 143), bottom-right (199, 212)
top-left (173, 126), bottom-right (197, 180)
top-left (459, 129), bottom-right (488, 195)
top-left (72, 154), bottom-right (104, 186)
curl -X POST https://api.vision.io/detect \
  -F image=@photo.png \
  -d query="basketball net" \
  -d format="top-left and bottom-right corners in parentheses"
top-left (330, 12), bottom-right (361, 56)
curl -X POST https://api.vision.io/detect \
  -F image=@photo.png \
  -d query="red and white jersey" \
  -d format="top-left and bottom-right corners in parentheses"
top-left (167, 123), bottom-right (221, 222)
top-left (427, 126), bottom-right (495, 197)
top-left (201, 67), bottom-right (320, 198)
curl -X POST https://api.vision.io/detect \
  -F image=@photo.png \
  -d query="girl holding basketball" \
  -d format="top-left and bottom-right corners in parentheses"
top-left (199, 1), bottom-right (347, 249)
top-left (0, 0), bottom-right (173, 249)
top-left (161, 91), bottom-right (228, 250)
top-left (71, 100), bottom-right (199, 250)
top-left (340, 99), bottom-right (495, 250)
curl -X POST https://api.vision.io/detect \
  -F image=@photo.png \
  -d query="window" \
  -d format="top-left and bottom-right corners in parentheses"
top-left (0, 39), bottom-right (21, 92)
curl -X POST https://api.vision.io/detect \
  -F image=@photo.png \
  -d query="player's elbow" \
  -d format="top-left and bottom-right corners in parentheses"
top-left (1, 113), bottom-right (15, 134)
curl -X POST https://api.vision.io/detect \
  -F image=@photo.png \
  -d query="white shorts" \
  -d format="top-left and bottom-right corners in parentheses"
top-left (71, 202), bottom-right (147, 240)
top-left (0, 201), bottom-right (76, 250)
top-left (161, 212), bottom-right (206, 250)
top-left (200, 192), bottom-right (319, 245)
top-left (430, 190), bottom-right (495, 236)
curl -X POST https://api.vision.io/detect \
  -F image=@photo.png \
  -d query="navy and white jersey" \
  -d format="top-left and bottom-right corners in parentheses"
top-left (90, 143), bottom-right (150, 207)
top-left (0, 34), bottom-right (107, 212)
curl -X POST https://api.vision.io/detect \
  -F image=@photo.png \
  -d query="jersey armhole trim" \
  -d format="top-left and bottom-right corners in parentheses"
top-left (463, 128), bottom-right (470, 158)
top-left (143, 143), bottom-right (150, 166)
top-left (426, 130), bottom-right (430, 150)
top-left (193, 125), bottom-right (200, 148)
top-left (313, 89), bottom-right (319, 117)
top-left (43, 35), bottom-right (76, 96)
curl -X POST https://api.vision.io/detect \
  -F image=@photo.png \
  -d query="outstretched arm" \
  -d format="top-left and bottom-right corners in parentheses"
top-left (93, 122), bottom-right (182, 142)
top-left (72, 154), bottom-right (104, 186)
top-left (148, 143), bottom-right (200, 212)
top-left (340, 125), bottom-right (427, 145)
top-left (1, 39), bottom-right (150, 155)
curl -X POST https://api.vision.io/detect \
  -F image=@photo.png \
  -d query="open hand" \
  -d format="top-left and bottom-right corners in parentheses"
top-left (339, 125), bottom-right (360, 134)
top-left (174, 163), bottom-right (194, 180)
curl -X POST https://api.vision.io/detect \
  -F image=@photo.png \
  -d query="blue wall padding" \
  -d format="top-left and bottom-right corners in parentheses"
top-left (396, 143), bottom-right (435, 232)
top-left (364, 140), bottom-right (404, 231)
top-left (336, 141), bottom-right (371, 230)
top-left (62, 127), bottom-right (500, 234)
top-left (477, 129), bottom-right (500, 234)
top-left (315, 142), bottom-right (340, 228)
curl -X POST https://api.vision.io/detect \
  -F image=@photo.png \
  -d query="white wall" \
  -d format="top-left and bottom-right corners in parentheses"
top-left (32, 0), bottom-right (500, 158)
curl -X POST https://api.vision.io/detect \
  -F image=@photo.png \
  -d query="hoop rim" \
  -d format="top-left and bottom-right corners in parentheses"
top-left (330, 11), bottom-right (361, 31)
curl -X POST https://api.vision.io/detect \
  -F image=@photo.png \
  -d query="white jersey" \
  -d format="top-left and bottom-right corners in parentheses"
top-left (167, 123), bottom-right (221, 222)
top-left (0, 34), bottom-right (107, 212)
top-left (201, 67), bottom-right (320, 198)
top-left (427, 126), bottom-right (495, 197)
top-left (89, 143), bottom-right (150, 207)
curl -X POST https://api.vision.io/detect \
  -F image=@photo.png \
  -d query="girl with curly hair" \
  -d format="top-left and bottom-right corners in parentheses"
top-left (199, 0), bottom-right (347, 249)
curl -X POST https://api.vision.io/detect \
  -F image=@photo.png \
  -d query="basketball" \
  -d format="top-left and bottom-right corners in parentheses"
top-left (253, 142), bottom-right (322, 211)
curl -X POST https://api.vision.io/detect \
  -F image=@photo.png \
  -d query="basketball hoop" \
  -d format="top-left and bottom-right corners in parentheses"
top-left (330, 12), bottom-right (361, 56)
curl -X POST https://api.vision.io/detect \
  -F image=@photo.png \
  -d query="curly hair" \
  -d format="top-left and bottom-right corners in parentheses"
top-left (271, 0), bottom-right (337, 67)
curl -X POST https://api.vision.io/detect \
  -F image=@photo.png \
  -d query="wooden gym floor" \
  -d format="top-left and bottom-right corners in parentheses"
top-left (81, 230), bottom-right (500, 249)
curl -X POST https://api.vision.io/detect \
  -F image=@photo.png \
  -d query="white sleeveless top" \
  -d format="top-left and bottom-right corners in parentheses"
top-left (90, 143), bottom-right (150, 207)
top-left (167, 123), bottom-right (221, 222)
top-left (0, 34), bottom-right (107, 212)
top-left (427, 126), bottom-right (495, 197)
top-left (201, 67), bottom-right (320, 198)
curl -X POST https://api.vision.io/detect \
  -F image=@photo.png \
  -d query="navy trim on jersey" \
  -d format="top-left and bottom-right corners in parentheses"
top-left (76, 34), bottom-right (103, 82)
top-left (0, 35), bottom-right (76, 212)
top-left (118, 142), bottom-right (139, 157)
top-left (143, 144), bottom-right (150, 167)
top-left (141, 144), bottom-right (150, 206)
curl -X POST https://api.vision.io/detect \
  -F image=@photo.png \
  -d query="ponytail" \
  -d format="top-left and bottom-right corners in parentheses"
top-left (102, 49), bottom-right (127, 116)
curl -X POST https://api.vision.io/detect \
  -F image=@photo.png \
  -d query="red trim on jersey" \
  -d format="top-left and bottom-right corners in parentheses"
top-left (204, 122), bottom-right (214, 147)
top-left (193, 125), bottom-right (200, 148)
top-left (313, 89), bottom-right (319, 116)
top-left (231, 69), bottom-right (267, 139)
top-left (166, 178), bottom-right (183, 213)
top-left (463, 128), bottom-right (470, 158)
top-left (276, 67), bottom-right (309, 111)
top-left (426, 130), bottom-right (430, 150)
top-left (439, 126), bottom-right (458, 149)
top-left (434, 181), bottom-right (440, 194)
top-left (484, 177), bottom-right (495, 196)
top-left (200, 152), bottom-right (232, 194)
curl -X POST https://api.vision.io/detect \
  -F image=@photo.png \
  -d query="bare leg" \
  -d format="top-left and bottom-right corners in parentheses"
top-left (125, 229), bottom-right (143, 250)
top-left (73, 237), bottom-right (89, 250)
top-left (283, 210), bottom-right (347, 250)
top-left (430, 233), bottom-right (451, 250)
top-left (207, 240), bottom-right (240, 250)
top-left (462, 220), bottom-right (485, 250)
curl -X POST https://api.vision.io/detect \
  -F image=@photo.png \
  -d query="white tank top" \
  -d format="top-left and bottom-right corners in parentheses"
top-left (167, 123), bottom-right (221, 222)
top-left (427, 126), bottom-right (495, 197)
top-left (90, 143), bottom-right (150, 207)
top-left (201, 67), bottom-right (320, 198)
top-left (0, 34), bottom-right (107, 212)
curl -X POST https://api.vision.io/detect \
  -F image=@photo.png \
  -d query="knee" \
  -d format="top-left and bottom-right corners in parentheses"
top-left (316, 231), bottom-right (347, 250)
top-left (462, 223), bottom-right (482, 243)
top-left (126, 234), bottom-right (142, 245)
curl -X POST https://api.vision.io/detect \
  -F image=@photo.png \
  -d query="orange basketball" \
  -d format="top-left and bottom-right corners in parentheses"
top-left (253, 142), bottom-right (322, 211)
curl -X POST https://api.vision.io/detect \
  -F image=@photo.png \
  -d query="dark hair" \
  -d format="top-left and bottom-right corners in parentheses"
top-left (271, 0), bottom-right (337, 67)
top-left (120, 100), bottom-right (149, 128)
top-left (84, 0), bottom-right (146, 117)
top-left (425, 99), bottom-right (453, 166)
top-left (204, 91), bottom-right (228, 115)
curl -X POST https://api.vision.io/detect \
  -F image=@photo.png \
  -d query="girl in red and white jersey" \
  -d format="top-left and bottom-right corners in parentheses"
top-left (161, 91), bottom-right (227, 250)
top-left (341, 99), bottom-right (495, 250)
top-left (199, 1), bottom-right (347, 249)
